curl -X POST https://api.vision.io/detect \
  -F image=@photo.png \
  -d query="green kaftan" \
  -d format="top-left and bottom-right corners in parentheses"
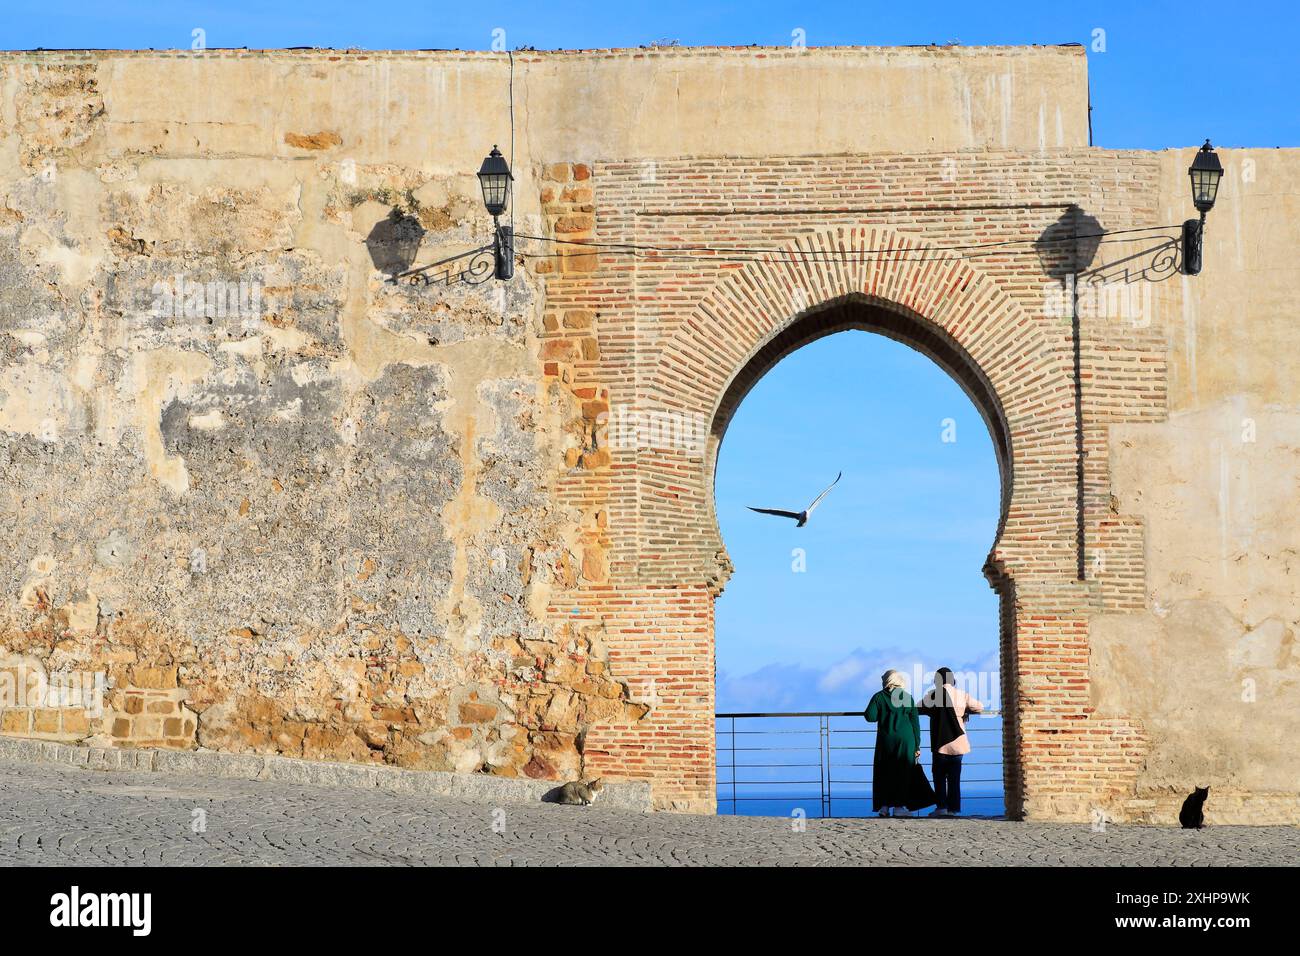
top-left (864, 688), bottom-right (921, 811)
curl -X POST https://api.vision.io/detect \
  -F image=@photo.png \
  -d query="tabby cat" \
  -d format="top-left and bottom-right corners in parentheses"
top-left (553, 778), bottom-right (605, 806)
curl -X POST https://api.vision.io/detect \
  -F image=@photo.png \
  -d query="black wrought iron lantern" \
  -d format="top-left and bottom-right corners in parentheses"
top-left (383, 145), bottom-right (517, 285)
top-left (1189, 140), bottom-right (1224, 214)
top-left (477, 145), bottom-right (512, 218)
top-left (476, 145), bottom-right (514, 280)
top-left (1182, 140), bottom-right (1224, 276)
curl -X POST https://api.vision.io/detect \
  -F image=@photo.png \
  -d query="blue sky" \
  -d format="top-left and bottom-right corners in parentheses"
top-left (3, 2), bottom-right (1292, 714)
top-left (714, 333), bottom-right (1000, 712)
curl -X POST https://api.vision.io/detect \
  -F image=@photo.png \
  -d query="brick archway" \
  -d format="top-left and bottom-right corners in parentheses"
top-left (634, 228), bottom-right (1074, 817)
top-left (571, 215), bottom-right (1150, 817)
top-left (641, 227), bottom-right (1075, 591)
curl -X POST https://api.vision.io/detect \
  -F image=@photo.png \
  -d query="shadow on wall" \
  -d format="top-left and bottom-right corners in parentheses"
top-left (1033, 204), bottom-right (1103, 280)
top-left (1033, 203), bottom-right (1103, 582)
top-left (365, 208), bottom-right (425, 277)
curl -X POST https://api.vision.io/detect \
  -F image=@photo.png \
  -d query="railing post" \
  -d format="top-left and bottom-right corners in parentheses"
top-left (730, 716), bottom-right (737, 814)
top-left (820, 714), bottom-right (831, 818)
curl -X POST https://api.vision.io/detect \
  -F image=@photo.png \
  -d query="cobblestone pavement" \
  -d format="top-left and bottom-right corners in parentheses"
top-left (0, 759), bottom-right (1295, 866)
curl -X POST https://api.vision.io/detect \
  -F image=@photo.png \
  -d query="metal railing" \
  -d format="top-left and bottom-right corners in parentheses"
top-left (716, 710), bottom-right (1004, 818)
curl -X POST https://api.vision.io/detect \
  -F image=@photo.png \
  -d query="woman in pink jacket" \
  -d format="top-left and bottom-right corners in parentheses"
top-left (917, 667), bottom-right (983, 817)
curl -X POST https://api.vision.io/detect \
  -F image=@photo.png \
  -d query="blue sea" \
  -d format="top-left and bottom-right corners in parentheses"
top-left (716, 713), bottom-right (1005, 818)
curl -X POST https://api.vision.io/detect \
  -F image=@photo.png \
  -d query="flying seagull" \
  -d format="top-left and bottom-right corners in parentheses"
top-left (748, 472), bottom-right (842, 528)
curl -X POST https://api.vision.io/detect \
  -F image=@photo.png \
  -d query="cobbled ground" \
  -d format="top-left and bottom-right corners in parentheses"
top-left (0, 758), bottom-right (1295, 866)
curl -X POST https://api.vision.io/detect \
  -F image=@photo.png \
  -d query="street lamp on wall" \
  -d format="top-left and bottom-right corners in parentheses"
top-left (477, 144), bottom-right (515, 280)
top-left (1181, 140), bottom-right (1224, 276)
top-left (387, 145), bottom-right (516, 287)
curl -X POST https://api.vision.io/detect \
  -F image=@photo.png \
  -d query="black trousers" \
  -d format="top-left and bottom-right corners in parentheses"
top-left (932, 752), bottom-right (963, 812)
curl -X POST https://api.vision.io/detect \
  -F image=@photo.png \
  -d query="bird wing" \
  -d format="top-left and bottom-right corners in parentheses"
top-left (803, 471), bottom-right (842, 515)
top-left (747, 507), bottom-right (803, 520)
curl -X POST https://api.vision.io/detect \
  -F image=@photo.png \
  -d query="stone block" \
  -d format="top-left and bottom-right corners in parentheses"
top-left (0, 709), bottom-right (31, 735)
top-left (127, 666), bottom-right (178, 690)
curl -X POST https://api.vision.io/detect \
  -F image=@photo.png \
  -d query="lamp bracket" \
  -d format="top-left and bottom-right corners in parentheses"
top-left (388, 243), bottom-right (497, 287)
top-left (1180, 218), bottom-right (1204, 276)
top-left (1071, 232), bottom-right (1183, 286)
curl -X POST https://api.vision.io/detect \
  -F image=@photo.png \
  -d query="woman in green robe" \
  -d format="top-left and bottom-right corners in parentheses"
top-left (864, 669), bottom-right (922, 816)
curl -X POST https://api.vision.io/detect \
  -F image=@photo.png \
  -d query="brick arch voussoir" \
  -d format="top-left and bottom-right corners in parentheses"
top-left (644, 225), bottom-right (1072, 586)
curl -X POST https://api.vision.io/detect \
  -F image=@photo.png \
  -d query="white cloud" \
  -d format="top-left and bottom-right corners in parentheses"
top-left (816, 657), bottom-right (867, 692)
top-left (717, 645), bottom-right (1000, 714)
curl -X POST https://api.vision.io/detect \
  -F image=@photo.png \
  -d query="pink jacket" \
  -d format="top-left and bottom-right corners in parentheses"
top-left (937, 687), bottom-right (983, 755)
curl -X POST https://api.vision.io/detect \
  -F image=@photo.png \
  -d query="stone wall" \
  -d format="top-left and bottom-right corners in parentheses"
top-left (0, 46), bottom-right (1296, 821)
top-left (1088, 148), bottom-right (1300, 824)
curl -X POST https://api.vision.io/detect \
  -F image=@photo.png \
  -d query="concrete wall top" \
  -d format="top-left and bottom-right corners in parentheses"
top-left (0, 45), bottom-right (1092, 166)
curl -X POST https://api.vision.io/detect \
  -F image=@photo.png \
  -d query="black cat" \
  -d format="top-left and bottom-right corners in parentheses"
top-left (1179, 786), bottom-right (1209, 829)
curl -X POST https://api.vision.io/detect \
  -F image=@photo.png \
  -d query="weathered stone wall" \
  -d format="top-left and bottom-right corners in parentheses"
top-left (0, 46), bottom-right (1296, 821)
top-left (1089, 149), bottom-right (1300, 824)
top-left (0, 48), bottom-right (654, 778)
